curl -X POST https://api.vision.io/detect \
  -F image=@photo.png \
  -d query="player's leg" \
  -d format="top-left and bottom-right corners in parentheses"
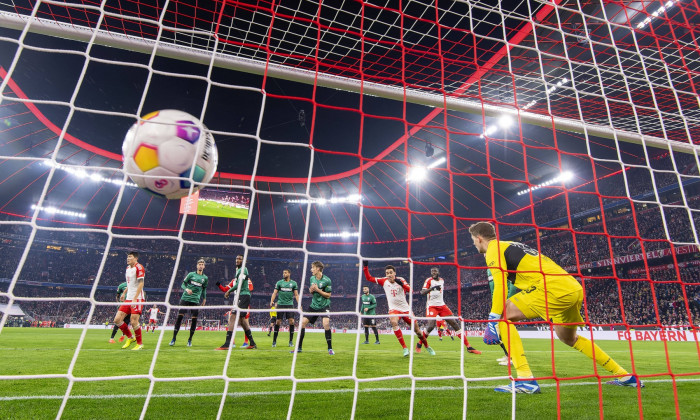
top-left (492, 299), bottom-right (538, 393)
top-left (411, 318), bottom-right (433, 354)
top-left (130, 312), bottom-right (143, 349)
top-left (293, 315), bottom-right (311, 352)
top-left (388, 315), bottom-right (409, 356)
top-left (417, 308), bottom-right (436, 350)
top-left (242, 310), bottom-right (251, 347)
top-left (216, 310), bottom-right (236, 349)
top-left (363, 321), bottom-right (370, 344)
top-left (322, 315), bottom-right (334, 355)
top-left (187, 308), bottom-right (199, 346)
top-left (239, 310), bottom-right (256, 349)
top-left (554, 291), bottom-right (642, 388)
top-left (171, 305), bottom-right (187, 345)
top-left (273, 317), bottom-right (282, 346)
top-left (115, 309), bottom-right (134, 345)
top-left (288, 315), bottom-right (295, 346)
top-left (446, 317), bottom-right (481, 354)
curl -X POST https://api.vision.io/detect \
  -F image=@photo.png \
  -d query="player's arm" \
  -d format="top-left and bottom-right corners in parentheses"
top-left (182, 272), bottom-right (193, 295)
top-left (368, 295), bottom-right (377, 312)
top-left (293, 289), bottom-right (300, 305)
top-left (270, 288), bottom-right (279, 307)
top-left (362, 261), bottom-right (384, 285)
top-left (133, 272), bottom-right (145, 303)
top-left (315, 283), bottom-right (331, 299)
top-left (395, 277), bottom-right (411, 293)
top-left (484, 244), bottom-right (508, 345)
top-left (216, 279), bottom-right (232, 293)
top-left (248, 280), bottom-right (254, 292)
top-left (420, 278), bottom-right (440, 295)
top-left (201, 276), bottom-right (207, 305)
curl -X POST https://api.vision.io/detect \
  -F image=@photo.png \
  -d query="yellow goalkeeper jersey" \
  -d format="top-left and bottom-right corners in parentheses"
top-left (485, 240), bottom-right (582, 315)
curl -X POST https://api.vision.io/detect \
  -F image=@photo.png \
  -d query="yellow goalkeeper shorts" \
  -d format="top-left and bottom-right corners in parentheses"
top-left (509, 285), bottom-right (584, 329)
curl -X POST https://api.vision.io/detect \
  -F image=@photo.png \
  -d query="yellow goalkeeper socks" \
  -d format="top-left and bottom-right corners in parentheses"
top-left (573, 335), bottom-right (628, 376)
top-left (499, 322), bottom-right (533, 378)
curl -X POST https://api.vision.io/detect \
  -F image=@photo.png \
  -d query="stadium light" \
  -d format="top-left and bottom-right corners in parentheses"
top-left (407, 156), bottom-right (446, 183)
top-left (636, 0), bottom-right (677, 29)
top-left (287, 194), bottom-right (361, 205)
top-left (31, 204), bottom-right (86, 218)
top-left (319, 231), bottom-right (359, 238)
top-left (43, 160), bottom-right (137, 187)
top-left (516, 171), bottom-right (574, 196)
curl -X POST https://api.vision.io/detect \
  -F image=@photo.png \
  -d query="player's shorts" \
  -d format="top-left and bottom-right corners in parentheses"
top-left (276, 304), bottom-right (296, 320)
top-left (148, 318), bottom-right (158, 324)
top-left (436, 320), bottom-right (447, 329)
top-left (235, 294), bottom-right (251, 317)
top-left (118, 299), bottom-right (143, 315)
top-left (426, 305), bottom-right (453, 318)
top-left (362, 317), bottom-right (376, 326)
top-left (177, 300), bottom-right (200, 317)
top-left (389, 309), bottom-right (412, 326)
top-left (509, 286), bottom-right (584, 329)
top-left (304, 306), bottom-right (330, 324)
top-left (269, 316), bottom-right (277, 324)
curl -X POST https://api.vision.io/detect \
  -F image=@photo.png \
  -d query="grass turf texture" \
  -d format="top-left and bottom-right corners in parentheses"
top-left (0, 328), bottom-right (698, 419)
top-left (195, 200), bottom-right (248, 219)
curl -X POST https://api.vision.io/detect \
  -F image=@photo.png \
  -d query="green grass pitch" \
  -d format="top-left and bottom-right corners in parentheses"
top-left (195, 200), bottom-right (248, 219)
top-left (0, 328), bottom-right (698, 419)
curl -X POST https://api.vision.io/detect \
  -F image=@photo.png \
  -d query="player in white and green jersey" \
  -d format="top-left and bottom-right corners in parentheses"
top-left (216, 254), bottom-right (257, 350)
top-left (291, 261), bottom-right (334, 355)
top-left (170, 258), bottom-right (208, 347)
top-left (270, 269), bottom-right (300, 347)
top-left (361, 286), bottom-right (380, 344)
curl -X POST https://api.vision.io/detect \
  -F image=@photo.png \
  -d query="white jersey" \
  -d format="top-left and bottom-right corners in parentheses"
top-left (125, 263), bottom-right (145, 301)
top-left (381, 278), bottom-right (411, 312)
top-left (422, 277), bottom-right (445, 307)
top-left (148, 307), bottom-right (160, 320)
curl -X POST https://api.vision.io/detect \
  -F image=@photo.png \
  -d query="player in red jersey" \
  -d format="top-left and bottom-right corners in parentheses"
top-left (113, 251), bottom-right (145, 350)
top-left (363, 261), bottom-right (434, 357)
top-left (416, 267), bottom-right (481, 355)
top-left (146, 305), bottom-right (164, 333)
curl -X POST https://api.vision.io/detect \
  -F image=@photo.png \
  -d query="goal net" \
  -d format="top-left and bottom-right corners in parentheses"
top-left (0, 0), bottom-right (698, 418)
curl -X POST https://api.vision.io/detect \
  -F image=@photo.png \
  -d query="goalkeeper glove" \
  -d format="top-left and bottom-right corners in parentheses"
top-left (362, 260), bottom-right (368, 267)
top-left (483, 312), bottom-right (501, 345)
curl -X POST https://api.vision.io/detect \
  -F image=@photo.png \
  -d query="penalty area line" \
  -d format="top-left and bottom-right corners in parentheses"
top-left (0, 378), bottom-right (698, 401)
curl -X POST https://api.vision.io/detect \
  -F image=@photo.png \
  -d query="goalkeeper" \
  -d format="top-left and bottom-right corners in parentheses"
top-left (469, 221), bottom-right (643, 394)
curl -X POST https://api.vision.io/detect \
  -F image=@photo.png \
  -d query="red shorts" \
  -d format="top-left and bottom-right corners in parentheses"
top-left (389, 309), bottom-right (412, 326)
top-left (119, 299), bottom-right (143, 315)
top-left (148, 319), bottom-right (157, 324)
top-left (436, 320), bottom-right (447, 329)
top-left (427, 305), bottom-right (453, 318)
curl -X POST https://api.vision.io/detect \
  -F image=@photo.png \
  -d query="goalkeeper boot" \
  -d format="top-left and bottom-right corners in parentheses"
top-left (187, 340), bottom-right (192, 347)
top-left (426, 347), bottom-right (436, 356)
top-left (403, 347), bottom-right (410, 357)
top-left (606, 376), bottom-right (644, 388)
top-left (121, 337), bottom-right (136, 349)
top-left (109, 339), bottom-right (116, 344)
top-left (467, 347), bottom-right (482, 355)
top-left (169, 339), bottom-right (176, 346)
top-left (272, 341), bottom-right (277, 347)
top-left (494, 380), bottom-right (540, 394)
top-left (131, 344), bottom-right (144, 351)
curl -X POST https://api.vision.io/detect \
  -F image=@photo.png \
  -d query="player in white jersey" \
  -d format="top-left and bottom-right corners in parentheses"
top-left (416, 267), bottom-right (481, 354)
top-left (362, 261), bottom-right (434, 357)
top-left (113, 251), bottom-right (146, 350)
top-left (147, 305), bottom-right (164, 333)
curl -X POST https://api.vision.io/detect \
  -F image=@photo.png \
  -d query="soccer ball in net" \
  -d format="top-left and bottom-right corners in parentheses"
top-left (122, 109), bottom-right (219, 199)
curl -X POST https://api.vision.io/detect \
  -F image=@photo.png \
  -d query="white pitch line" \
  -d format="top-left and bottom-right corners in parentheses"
top-left (1, 378), bottom-right (698, 401)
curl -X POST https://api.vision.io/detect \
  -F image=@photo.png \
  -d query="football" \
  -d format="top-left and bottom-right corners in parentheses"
top-left (122, 110), bottom-right (219, 199)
